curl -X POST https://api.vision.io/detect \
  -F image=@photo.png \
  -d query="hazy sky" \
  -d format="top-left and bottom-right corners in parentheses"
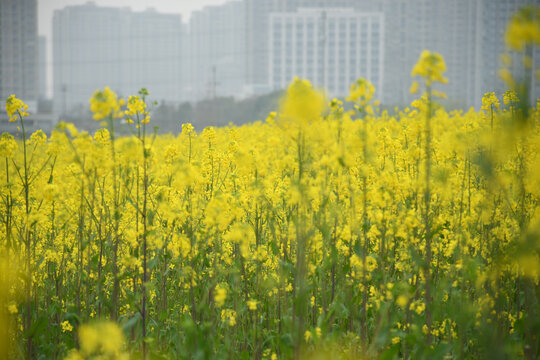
top-left (38, 0), bottom-right (230, 37)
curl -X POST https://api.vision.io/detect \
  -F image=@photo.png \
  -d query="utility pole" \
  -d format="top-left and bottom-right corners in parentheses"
top-left (211, 65), bottom-right (217, 100)
top-left (205, 65), bottom-right (220, 125)
top-left (61, 83), bottom-right (67, 116)
top-left (319, 10), bottom-right (327, 90)
top-left (206, 65), bottom-right (219, 100)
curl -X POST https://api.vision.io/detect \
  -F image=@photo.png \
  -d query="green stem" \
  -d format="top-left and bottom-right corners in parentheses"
top-left (19, 111), bottom-right (32, 359)
top-left (424, 86), bottom-right (433, 346)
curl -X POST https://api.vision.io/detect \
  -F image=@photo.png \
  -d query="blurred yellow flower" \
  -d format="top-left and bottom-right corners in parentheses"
top-left (411, 50), bottom-right (448, 87)
top-left (279, 77), bottom-right (326, 128)
top-left (61, 320), bottom-right (73, 332)
top-left (347, 78), bottom-right (375, 106)
top-left (65, 321), bottom-right (127, 360)
top-left (5, 94), bottom-right (29, 122)
top-left (504, 6), bottom-right (540, 51)
top-left (247, 299), bottom-right (258, 311)
top-left (7, 304), bottom-right (17, 314)
top-left (89, 86), bottom-right (123, 120)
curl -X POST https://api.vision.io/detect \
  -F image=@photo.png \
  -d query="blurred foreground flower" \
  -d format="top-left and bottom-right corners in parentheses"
top-left (504, 6), bottom-right (540, 51)
top-left (89, 87), bottom-right (124, 120)
top-left (5, 94), bottom-right (29, 122)
top-left (65, 321), bottom-right (128, 360)
top-left (279, 77), bottom-right (326, 129)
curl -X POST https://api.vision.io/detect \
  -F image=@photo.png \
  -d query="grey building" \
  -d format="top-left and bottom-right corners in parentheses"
top-left (0, 0), bottom-right (38, 107)
top-left (244, 0), bottom-right (293, 96)
top-left (53, 2), bottom-right (183, 115)
top-left (474, 0), bottom-right (539, 108)
top-left (38, 36), bottom-right (47, 100)
top-left (187, 1), bottom-right (246, 102)
top-left (245, 0), bottom-right (538, 108)
top-left (352, 0), bottom-right (537, 108)
top-left (372, 0), bottom-right (480, 108)
top-left (48, 0), bottom-right (539, 115)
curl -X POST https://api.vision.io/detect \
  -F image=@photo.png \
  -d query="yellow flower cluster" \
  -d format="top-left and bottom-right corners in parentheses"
top-left (0, 133), bottom-right (17, 158)
top-left (221, 309), bottom-right (236, 326)
top-left (410, 50), bottom-right (448, 86)
top-left (504, 6), bottom-right (540, 51)
top-left (2, 76), bottom-right (539, 358)
top-left (1, 7), bottom-right (539, 357)
top-left (88, 86), bottom-right (124, 120)
top-left (247, 299), bottom-right (258, 311)
top-left (182, 122), bottom-right (194, 135)
top-left (125, 95), bottom-right (150, 124)
top-left (481, 92), bottom-right (500, 112)
top-left (5, 94), bottom-right (29, 122)
top-left (347, 78), bottom-right (375, 106)
top-left (279, 77), bottom-right (326, 128)
top-left (65, 321), bottom-right (128, 360)
top-left (61, 320), bottom-right (73, 332)
top-left (214, 284), bottom-right (227, 308)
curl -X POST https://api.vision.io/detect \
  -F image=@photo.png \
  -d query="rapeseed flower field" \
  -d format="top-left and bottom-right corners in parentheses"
top-left (1, 6), bottom-right (540, 360)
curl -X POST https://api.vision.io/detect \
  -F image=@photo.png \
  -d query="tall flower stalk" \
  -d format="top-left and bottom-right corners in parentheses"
top-left (347, 78), bottom-right (376, 351)
top-left (410, 50), bottom-right (448, 345)
top-left (125, 88), bottom-right (152, 359)
top-left (89, 87), bottom-right (124, 320)
top-left (278, 78), bottom-right (325, 358)
top-left (6, 95), bottom-right (34, 359)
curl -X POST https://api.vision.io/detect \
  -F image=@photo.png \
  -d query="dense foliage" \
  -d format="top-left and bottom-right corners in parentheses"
top-left (1, 6), bottom-right (539, 360)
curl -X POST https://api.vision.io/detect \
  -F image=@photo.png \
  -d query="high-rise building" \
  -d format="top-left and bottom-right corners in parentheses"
top-left (49, 0), bottom-right (537, 114)
top-left (243, 0), bottom-right (365, 97)
top-left (0, 0), bottom-right (53, 134)
top-left (474, 0), bottom-right (538, 108)
top-left (53, 3), bottom-right (183, 115)
top-left (359, 0), bottom-right (537, 108)
top-left (370, 0), bottom-right (480, 108)
top-left (38, 36), bottom-right (47, 100)
top-left (0, 0), bottom-right (38, 106)
top-left (248, 0), bottom-right (538, 108)
top-left (187, 1), bottom-right (246, 102)
top-left (244, 0), bottom-right (294, 96)
top-left (269, 8), bottom-right (384, 98)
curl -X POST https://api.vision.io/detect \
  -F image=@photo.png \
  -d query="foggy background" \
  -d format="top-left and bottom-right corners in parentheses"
top-left (0, 0), bottom-right (538, 134)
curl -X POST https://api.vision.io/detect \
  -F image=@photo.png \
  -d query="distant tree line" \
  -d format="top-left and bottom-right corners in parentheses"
top-left (56, 91), bottom-right (283, 135)
top-left (54, 89), bottom-right (470, 135)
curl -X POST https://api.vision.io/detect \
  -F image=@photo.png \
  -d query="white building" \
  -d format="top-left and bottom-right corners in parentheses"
top-left (269, 8), bottom-right (384, 98)
top-left (53, 2), bottom-right (183, 115)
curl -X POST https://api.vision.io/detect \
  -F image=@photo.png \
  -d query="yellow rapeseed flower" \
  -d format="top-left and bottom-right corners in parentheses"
top-left (182, 122), bottom-right (194, 135)
top-left (215, 284), bottom-right (227, 308)
top-left (504, 6), bottom-right (540, 51)
top-left (7, 304), bottom-right (17, 314)
top-left (0, 133), bottom-right (18, 158)
top-left (481, 92), bottom-right (500, 112)
top-left (66, 321), bottom-right (128, 360)
top-left (124, 95), bottom-right (150, 124)
top-left (396, 295), bottom-right (408, 308)
top-left (61, 320), bottom-right (73, 332)
top-left (347, 78), bottom-right (375, 106)
top-left (279, 77), bottom-right (326, 128)
top-left (247, 299), bottom-right (258, 311)
top-left (89, 86), bottom-right (123, 120)
top-left (5, 94), bottom-right (29, 122)
top-left (411, 50), bottom-right (448, 87)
